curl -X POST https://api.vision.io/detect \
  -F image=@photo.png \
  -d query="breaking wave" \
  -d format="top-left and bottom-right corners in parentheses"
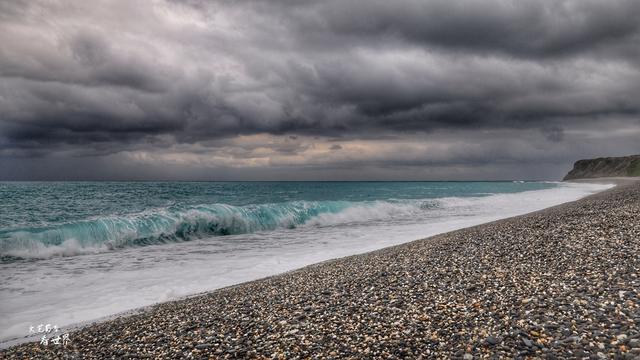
top-left (0, 199), bottom-right (436, 259)
top-left (0, 181), bottom-right (614, 261)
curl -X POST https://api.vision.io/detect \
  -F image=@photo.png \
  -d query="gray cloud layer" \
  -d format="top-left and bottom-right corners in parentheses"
top-left (0, 0), bottom-right (639, 179)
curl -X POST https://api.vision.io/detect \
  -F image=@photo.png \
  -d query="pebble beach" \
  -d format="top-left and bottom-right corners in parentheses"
top-left (3, 179), bottom-right (639, 359)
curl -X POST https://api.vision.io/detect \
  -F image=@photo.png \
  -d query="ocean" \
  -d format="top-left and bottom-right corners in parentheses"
top-left (0, 181), bottom-right (612, 344)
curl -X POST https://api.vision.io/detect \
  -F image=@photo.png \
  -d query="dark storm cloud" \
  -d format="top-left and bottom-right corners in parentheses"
top-left (0, 0), bottom-right (639, 179)
top-left (280, 0), bottom-right (640, 59)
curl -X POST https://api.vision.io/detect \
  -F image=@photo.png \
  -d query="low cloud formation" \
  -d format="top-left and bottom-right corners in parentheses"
top-left (1, 0), bottom-right (639, 179)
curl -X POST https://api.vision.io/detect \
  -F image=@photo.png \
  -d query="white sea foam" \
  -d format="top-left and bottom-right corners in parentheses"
top-left (0, 181), bottom-right (614, 346)
top-left (3, 238), bottom-right (109, 259)
top-left (302, 201), bottom-right (428, 227)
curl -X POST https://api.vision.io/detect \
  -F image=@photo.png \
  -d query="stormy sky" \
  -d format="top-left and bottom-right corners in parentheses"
top-left (1, 0), bottom-right (639, 180)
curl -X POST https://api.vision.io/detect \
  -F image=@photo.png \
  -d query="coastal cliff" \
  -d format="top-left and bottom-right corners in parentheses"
top-left (563, 155), bottom-right (640, 180)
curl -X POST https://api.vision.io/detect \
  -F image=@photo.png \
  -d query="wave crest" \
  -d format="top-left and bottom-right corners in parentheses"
top-left (0, 200), bottom-right (435, 259)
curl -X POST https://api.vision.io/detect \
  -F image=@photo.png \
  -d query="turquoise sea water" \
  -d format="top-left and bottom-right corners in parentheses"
top-left (0, 181), bottom-right (555, 260)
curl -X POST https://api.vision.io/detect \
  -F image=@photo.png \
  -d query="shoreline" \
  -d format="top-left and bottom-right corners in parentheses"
top-left (2, 178), bottom-right (639, 358)
top-left (564, 176), bottom-right (640, 185)
top-left (0, 181), bottom-right (604, 346)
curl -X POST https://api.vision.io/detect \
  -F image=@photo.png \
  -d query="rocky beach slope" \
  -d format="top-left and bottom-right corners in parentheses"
top-left (3, 180), bottom-right (640, 359)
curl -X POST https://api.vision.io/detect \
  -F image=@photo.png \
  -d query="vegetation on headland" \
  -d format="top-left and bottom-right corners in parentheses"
top-left (563, 155), bottom-right (640, 180)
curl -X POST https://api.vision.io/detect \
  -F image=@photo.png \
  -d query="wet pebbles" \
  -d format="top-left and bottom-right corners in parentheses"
top-left (3, 182), bottom-right (640, 359)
